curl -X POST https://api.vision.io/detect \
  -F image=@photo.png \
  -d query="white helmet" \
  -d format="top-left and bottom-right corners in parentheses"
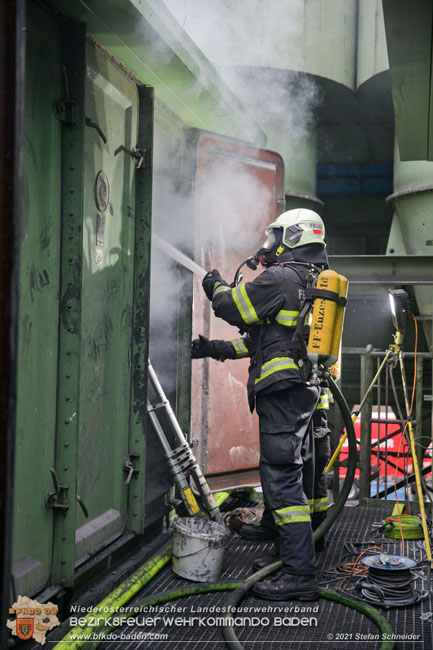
top-left (267, 209), bottom-right (325, 249)
top-left (254, 208), bottom-right (325, 267)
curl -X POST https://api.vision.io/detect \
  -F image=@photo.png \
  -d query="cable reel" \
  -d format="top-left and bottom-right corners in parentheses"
top-left (358, 554), bottom-right (427, 608)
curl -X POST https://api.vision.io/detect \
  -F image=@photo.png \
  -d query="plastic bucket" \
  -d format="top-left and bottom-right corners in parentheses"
top-left (171, 517), bottom-right (231, 582)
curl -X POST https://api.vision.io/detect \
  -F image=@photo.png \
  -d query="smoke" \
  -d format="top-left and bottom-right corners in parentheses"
top-left (162, 0), bottom-right (322, 151)
top-left (148, 121), bottom-right (274, 401)
top-left (195, 157), bottom-right (273, 263)
top-left (149, 1), bottom-right (322, 400)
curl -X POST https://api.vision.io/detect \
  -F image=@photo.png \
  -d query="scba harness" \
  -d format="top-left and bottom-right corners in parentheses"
top-left (250, 264), bottom-right (349, 390)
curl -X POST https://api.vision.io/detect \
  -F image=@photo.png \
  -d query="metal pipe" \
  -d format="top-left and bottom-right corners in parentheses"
top-left (415, 357), bottom-right (424, 470)
top-left (397, 350), bottom-right (432, 562)
top-left (326, 348), bottom-right (392, 475)
top-left (148, 361), bottom-right (222, 522)
top-left (359, 352), bottom-right (373, 502)
top-left (342, 347), bottom-right (432, 358)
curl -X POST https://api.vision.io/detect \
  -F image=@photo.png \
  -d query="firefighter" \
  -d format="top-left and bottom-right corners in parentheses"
top-left (193, 208), bottom-right (328, 601)
top-left (190, 352), bottom-right (332, 559)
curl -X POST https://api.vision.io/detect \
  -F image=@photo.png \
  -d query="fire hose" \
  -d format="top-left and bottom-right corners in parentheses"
top-left (54, 376), bottom-right (396, 650)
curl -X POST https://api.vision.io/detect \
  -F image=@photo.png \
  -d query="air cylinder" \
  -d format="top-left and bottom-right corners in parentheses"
top-left (307, 270), bottom-right (348, 369)
top-left (330, 274), bottom-right (349, 366)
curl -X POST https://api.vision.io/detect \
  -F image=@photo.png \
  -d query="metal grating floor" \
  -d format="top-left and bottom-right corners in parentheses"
top-left (100, 506), bottom-right (432, 649)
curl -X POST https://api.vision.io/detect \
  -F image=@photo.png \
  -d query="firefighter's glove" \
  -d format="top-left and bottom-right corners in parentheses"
top-left (191, 336), bottom-right (229, 361)
top-left (191, 335), bottom-right (213, 359)
top-left (202, 269), bottom-right (227, 301)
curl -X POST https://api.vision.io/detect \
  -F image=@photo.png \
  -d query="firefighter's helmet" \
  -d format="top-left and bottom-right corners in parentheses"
top-left (268, 209), bottom-right (325, 249)
top-left (255, 208), bottom-right (325, 266)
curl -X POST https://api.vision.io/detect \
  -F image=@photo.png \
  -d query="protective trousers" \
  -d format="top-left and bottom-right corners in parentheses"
top-left (256, 384), bottom-right (319, 576)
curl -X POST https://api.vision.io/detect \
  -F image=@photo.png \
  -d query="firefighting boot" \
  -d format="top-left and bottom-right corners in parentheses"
top-left (251, 541), bottom-right (280, 572)
top-left (252, 571), bottom-right (319, 601)
top-left (239, 505), bottom-right (278, 541)
top-left (238, 523), bottom-right (278, 541)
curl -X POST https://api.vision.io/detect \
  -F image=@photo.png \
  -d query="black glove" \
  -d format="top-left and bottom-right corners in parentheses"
top-left (191, 335), bottom-right (233, 361)
top-left (202, 269), bottom-right (224, 301)
top-left (191, 335), bottom-right (213, 359)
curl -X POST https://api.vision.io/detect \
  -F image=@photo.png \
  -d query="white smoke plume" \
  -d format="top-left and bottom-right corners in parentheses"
top-left (149, 1), bottom-right (322, 404)
top-left (162, 0), bottom-right (322, 151)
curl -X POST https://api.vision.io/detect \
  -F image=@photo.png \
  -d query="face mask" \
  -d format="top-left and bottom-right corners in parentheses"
top-left (255, 228), bottom-right (282, 267)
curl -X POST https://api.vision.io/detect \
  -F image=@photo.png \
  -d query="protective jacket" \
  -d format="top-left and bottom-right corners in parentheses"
top-left (211, 247), bottom-right (327, 405)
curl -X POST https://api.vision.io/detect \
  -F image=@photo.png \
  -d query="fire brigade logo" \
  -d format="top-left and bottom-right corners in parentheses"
top-left (16, 617), bottom-right (34, 640)
top-left (7, 596), bottom-right (60, 645)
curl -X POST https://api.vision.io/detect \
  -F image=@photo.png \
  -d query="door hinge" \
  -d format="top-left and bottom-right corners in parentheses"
top-left (114, 145), bottom-right (150, 170)
top-left (123, 453), bottom-right (140, 486)
top-left (45, 468), bottom-right (69, 511)
top-left (131, 148), bottom-right (150, 169)
top-left (53, 98), bottom-right (77, 125)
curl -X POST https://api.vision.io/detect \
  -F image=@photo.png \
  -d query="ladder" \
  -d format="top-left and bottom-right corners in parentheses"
top-left (147, 360), bottom-right (223, 524)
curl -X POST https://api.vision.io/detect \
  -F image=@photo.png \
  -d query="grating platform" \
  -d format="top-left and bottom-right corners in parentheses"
top-left (99, 505), bottom-right (432, 649)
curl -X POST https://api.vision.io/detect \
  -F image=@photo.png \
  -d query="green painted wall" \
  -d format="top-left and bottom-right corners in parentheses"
top-left (12, 4), bottom-right (153, 596)
top-left (12, 2), bottom-right (62, 595)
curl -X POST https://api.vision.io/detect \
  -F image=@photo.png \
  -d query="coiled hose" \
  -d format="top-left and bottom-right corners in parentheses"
top-left (90, 583), bottom-right (394, 650)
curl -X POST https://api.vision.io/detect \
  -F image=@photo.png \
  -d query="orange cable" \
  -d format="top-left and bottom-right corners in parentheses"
top-left (337, 546), bottom-right (384, 590)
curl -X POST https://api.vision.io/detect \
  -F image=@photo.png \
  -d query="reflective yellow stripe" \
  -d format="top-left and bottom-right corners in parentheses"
top-left (213, 283), bottom-right (231, 298)
top-left (184, 488), bottom-right (200, 514)
top-left (254, 356), bottom-right (298, 384)
top-left (231, 285), bottom-right (261, 325)
top-left (231, 338), bottom-right (249, 357)
top-left (310, 497), bottom-right (328, 513)
top-left (273, 505), bottom-right (311, 525)
top-left (316, 391), bottom-right (330, 410)
top-left (277, 515), bottom-right (311, 524)
top-left (275, 309), bottom-right (299, 327)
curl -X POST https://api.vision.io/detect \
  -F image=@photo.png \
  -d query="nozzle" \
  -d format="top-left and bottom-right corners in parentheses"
top-left (246, 256), bottom-right (259, 271)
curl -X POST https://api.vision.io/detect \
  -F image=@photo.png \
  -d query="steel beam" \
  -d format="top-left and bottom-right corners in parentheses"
top-left (52, 21), bottom-right (86, 586)
top-left (359, 351), bottom-right (373, 503)
top-left (329, 255), bottom-right (433, 284)
top-left (127, 85), bottom-right (154, 534)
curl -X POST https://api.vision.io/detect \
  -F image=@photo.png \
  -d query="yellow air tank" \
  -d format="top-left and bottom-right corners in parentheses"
top-left (329, 274), bottom-right (348, 367)
top-left (307, 270), bottom-right (340, 367)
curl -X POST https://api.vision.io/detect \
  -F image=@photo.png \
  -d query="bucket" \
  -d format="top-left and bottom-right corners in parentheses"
top-left (171, 517), bottom-right (231, 582)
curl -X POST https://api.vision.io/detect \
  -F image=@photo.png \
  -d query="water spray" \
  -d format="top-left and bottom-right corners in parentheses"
top-left (152, 233), bottom-right (207, 279)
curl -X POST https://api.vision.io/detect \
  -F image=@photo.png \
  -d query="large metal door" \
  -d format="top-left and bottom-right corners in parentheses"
top-left (11, 6), bottom-right (152, 595)
top-left (190, 133), bottom-right (285, 486)
top-left (74, 43), bottom-right (139, 562)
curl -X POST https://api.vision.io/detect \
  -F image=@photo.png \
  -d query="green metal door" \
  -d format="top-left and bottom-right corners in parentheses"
top-left (11, 2), bottom-right (62, 597)
top-left (75, 43), bottom-right (139, 563)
